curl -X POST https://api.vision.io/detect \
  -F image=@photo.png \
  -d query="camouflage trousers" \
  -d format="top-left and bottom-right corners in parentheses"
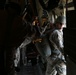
top-left (45, 50), bottom-right (66, 75)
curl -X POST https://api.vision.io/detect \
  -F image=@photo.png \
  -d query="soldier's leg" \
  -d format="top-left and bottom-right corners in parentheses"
top-left (45, 56), bottom-right (57, 75)
top-left (45, 48), bottom-right (63, 75)
top-left (56, 61), bottom-right (66, 75)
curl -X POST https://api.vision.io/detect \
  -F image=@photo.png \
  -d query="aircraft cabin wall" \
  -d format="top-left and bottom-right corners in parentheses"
top-left (63, 0), bottom-right (76, 75)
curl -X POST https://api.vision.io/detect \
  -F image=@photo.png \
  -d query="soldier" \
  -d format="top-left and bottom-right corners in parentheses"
top-left (45, 16), bottom-right (66, 75)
